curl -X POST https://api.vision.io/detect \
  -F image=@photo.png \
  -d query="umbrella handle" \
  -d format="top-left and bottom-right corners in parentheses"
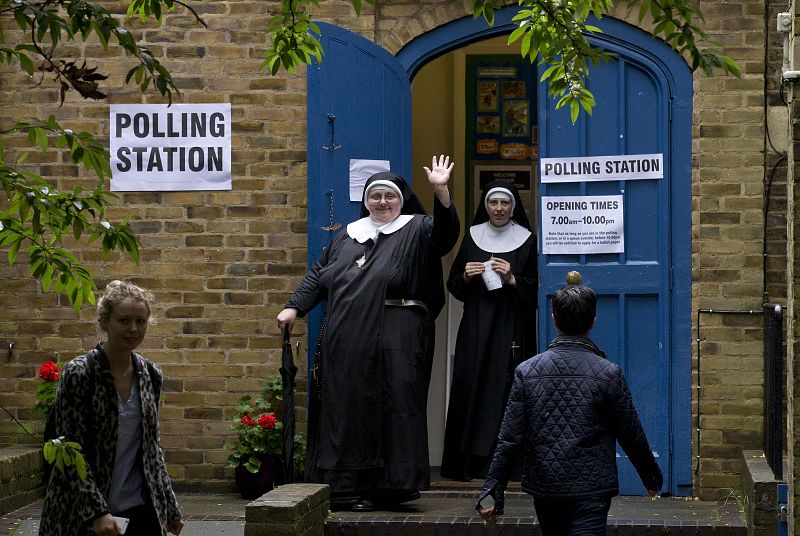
top-left (282, 326), bottom-right (290, 344)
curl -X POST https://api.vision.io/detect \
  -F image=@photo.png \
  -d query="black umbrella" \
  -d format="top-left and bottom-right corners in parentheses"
top-left (280, 327), bottom-right (298, 483)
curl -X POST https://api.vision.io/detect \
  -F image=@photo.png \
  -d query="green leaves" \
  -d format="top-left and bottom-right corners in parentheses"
top-left (625, 0), bottom-right (741, 79)
top-left (225, 374), bottom-right (293, 473)
top-left (261, 0), bottom-right (377, 76)
top-left (260, 0), bottom-right (739, 124)
top-left (262, 2), bottom-right (325, 76)
top-left (0, 118), bottom-right (141, 310)
top-left (43, 437), bottom-right (88, 481)
top-left (1, 0), bottom-right (192, 104)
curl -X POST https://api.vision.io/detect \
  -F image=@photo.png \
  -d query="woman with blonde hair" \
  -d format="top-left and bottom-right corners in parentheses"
top-left (40, 280), bottom-right (183, 536)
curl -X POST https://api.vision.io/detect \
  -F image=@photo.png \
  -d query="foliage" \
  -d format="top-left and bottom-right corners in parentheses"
top-left (34, 359), bottom-right (62, 413)
top-left (0, 0), bottom-right (203, 309)
top-left (0, 116), bottom-right (141, 310)
top-left (225, 374), bottom-right (283, 473)
top-left (43, 437), bottom-right (87, 480)
top-left (263, 0), bottom-right (741, 123)
top-left (34, 356), bottom-right (88, 481)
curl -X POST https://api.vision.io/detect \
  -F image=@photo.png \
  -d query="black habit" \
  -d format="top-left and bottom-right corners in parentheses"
top-left (441, 181), bottom-right (537, 480)
top-left (286, 174), bottom-right (459, 495)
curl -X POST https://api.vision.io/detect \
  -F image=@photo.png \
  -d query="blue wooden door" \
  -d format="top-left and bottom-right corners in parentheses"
top-left (306, 22), bottom-right (412, 369)
top-left (537, 22), bottom-right (691, 495)
top-left (309, 15), bottom-right (692, 497)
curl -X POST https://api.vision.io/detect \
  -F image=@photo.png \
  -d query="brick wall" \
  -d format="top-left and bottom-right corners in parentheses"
top-left (0, 0), bottom-right (782, 499)
top-left (0, 447), bottom-right (44, 515)
top-left (687, 0), bottom-right (771, 498)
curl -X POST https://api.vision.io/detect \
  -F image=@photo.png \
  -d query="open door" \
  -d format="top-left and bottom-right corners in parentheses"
top-left (306, 22), bottom-right (412, 368)
top-left (537, 19), bottom-right (691, 495)
top-left (308, 13), bottom-right (691, 497)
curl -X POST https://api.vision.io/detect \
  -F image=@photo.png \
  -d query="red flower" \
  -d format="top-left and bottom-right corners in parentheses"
top-left (38, 361), bottom-right (61, 382)
top-left (241, 414), bottom-right (256, 427)
top-left (258, 412), bottom-right (277, 431)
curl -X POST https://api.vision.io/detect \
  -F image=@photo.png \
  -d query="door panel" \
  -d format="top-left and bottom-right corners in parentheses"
top-left (538, 50), bottom-right (671, 494)
top-left (308, 13), bottom-right (692, 496)
top-left (306, 22), bottom-right (411, 368)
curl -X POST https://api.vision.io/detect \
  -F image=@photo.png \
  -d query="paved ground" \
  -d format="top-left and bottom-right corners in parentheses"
top-left (1, 490), bottom-right (745, 536)
top-left (1, 493), bottom-right (249, 536)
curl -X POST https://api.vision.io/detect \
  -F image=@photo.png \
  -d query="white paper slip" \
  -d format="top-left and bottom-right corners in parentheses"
top-left (481, 260), bottom-right (503, 291)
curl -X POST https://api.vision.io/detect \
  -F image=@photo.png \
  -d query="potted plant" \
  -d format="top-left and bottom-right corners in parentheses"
top-left (224, 374), bottom-right (305, 499)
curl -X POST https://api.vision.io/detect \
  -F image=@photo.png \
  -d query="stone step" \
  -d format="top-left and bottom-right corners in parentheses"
top-left (325, 491), bottom-right (747, 536)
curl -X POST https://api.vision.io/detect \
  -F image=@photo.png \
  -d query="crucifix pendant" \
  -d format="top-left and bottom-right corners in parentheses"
top-left (356, 255), bottom-right (366, 268)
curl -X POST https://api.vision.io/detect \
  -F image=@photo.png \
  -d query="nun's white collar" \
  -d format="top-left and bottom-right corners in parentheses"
top-left (347, 214), bottom-right (414, 243)
top-left (470, 220), bottom-right (531, 253)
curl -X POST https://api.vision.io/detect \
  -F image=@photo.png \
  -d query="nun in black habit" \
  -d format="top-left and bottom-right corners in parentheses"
top-left (440, 180), bottom-right (537, 481)
top-left (277, 155), bottom-right (459, 511)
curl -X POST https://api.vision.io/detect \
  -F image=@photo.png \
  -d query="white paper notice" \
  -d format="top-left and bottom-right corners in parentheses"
top-left (110, 104), bottom-right (231, 191)
top-left (541, 195), bottom-right (624, 254)
top-left (540, 153), bottom-right (663, 183)
top-left (481, 260), bottom-right (503, 291)
top-left (349, 159), bottom-right (391, 201)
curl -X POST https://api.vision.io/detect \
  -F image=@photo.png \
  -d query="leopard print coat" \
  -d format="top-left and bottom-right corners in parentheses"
top-left (39, 344), bottom-right (181, 536)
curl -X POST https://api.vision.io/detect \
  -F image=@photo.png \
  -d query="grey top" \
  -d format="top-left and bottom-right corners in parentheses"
top-left (108, 381), bottom-right (145, 513)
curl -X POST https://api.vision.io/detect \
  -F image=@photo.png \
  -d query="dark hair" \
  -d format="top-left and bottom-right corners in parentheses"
top-left (551, 285), bottom-right (596, 335)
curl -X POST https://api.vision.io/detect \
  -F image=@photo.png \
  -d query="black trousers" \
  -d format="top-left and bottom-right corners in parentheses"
top-left (533, 495), bottom-right (612, 536)
top-left (114, 503), bottom-right (161, 536)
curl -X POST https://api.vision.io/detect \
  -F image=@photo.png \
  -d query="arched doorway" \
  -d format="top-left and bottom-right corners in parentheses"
top-left (307, 7), bottom-right (692, 496)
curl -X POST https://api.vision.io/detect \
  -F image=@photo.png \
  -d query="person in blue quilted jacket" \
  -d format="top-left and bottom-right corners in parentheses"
top-left (476, 283), bottom-right (662, 535)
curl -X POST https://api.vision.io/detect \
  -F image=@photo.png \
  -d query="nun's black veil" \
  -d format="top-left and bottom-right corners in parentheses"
top-left (471, 179), bottom-right (532, 230)
top-left (359, 172), bottom-right (429, 218)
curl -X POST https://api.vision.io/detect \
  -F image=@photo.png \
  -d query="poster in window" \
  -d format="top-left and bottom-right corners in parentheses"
top-left (502, 99), bottom-right (529, 137)
top-left (476, 116), bottom-right (500, 134)
top-left (502, 81), bottom-right (526, 99)
top-left (477, 81), bottom-right (498, 112)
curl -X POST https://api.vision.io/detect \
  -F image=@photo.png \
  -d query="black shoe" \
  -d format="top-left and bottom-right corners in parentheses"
top-left (352, 497), bottom-right (375, 512)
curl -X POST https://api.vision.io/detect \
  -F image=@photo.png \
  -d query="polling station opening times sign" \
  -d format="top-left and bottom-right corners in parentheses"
top-left (539, 153), bottom-right (663, 254)
top-left (110, 104), bottom-right (232, 191)
top-left (541, 195), bottom-right (624, 254)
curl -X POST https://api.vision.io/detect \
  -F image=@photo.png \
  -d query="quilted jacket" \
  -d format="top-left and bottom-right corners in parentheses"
top-left (478, 335), bottom-right (663, 510)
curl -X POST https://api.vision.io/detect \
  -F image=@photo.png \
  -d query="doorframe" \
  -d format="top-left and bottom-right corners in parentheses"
top-left (395, 8), bottom-right (693, 496)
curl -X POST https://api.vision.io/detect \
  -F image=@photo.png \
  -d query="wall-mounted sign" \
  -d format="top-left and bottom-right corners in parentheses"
top-left (474, 162), bottom-right (532, 192)
top-left (500, 143), bottom-right (531, 160)
top-left (476, 139), bottom-right (499, 154)
top-left (110, 104), bottom-right (231, 191)
top-left (540, 153), bottom-right (663, 183)
top-left (541, 195), bottom-right (624, 254)
top-left (477, 66), bottom-right (517, 78)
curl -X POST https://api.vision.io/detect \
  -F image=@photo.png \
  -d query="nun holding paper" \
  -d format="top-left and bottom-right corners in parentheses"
top-left (441, 180), bottom-right (538, 481)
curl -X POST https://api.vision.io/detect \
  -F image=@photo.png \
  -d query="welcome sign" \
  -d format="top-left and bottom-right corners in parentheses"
top-left (110, 104), bottom-right (232, 191)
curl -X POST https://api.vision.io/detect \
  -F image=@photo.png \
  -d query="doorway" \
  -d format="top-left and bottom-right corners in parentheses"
top-left (307, 9), bottom-right (692, 495)
top-left (409, 35), bottom-right (540, 470)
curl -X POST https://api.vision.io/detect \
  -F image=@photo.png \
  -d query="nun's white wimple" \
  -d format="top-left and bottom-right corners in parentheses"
top-left (363, 180), bottom-right (404, 209)
top-left (484, 186), bottom-right (515, 214)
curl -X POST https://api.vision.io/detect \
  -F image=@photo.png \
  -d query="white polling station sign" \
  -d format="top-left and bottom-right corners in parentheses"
top-left (110, 104), bottom-right (231, 191)
top-left (540, 153), bottom-right (662, 183)
top-left (541, 195), bottom-right (624, 254)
